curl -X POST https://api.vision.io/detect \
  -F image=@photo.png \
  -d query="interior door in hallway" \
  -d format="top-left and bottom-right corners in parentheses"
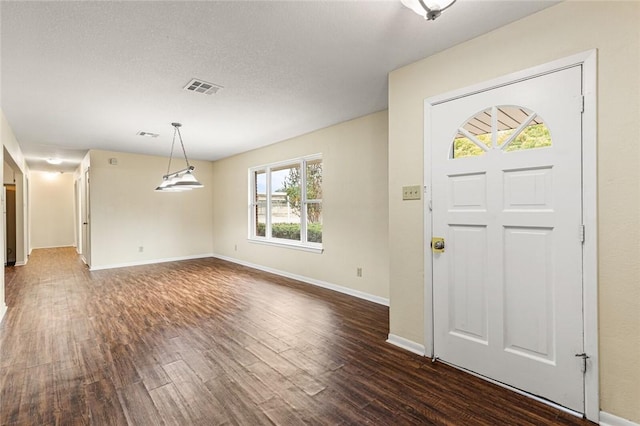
top-left (82, 168), bottom-right (91, 266)
top-left (4, 185), bottom-right (16, 266)
top-left (430, 66), bottom-right (584, 411)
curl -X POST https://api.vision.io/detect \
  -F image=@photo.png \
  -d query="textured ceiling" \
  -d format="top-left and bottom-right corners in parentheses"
top-left (0, 0), bottom-right (559, 172)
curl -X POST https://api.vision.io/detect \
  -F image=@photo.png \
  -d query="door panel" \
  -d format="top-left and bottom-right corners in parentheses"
top-left (448, 225), bottom-right (488, 343)
top-left (431, 66), bottom-right (584, 411)
top-left (503, 226), bottom-right (554, 363)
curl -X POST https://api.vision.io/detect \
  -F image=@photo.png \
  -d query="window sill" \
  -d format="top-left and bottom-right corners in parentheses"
top-left (248, 238), bottom-right (324, 254)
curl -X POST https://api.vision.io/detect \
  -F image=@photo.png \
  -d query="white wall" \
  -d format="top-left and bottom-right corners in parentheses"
top-left (212, 111), bottom-right (389, 302)
top-left (30, 171), bottom-right (75, 249)
top-left (88, 150), bottom-right (214, 270)
top-left (388, 1), bottom-right (640, 422)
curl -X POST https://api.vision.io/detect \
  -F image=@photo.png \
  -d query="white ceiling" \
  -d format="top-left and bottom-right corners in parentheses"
top-left (1, 0), bottom-right (559, 173)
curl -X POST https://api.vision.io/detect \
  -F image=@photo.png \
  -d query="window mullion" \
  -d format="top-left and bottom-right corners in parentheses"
top-left (250, 170), bottom-right (255, 238)
top-left (266, 167), bottom-right (272, 239)
top-left (254, 171), bottom-right (258, 238)
top-left (300, 160), bottom-right (308, 244)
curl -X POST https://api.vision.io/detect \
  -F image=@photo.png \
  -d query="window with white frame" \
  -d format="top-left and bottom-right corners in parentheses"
top-left (249, 155), bottom-right (322, 251)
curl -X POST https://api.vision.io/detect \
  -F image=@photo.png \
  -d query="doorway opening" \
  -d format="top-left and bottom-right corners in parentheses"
top-left (4, 184), bottom-right (16, 266)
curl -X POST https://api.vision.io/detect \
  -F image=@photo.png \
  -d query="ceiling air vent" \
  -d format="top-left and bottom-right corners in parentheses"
top-left (183, 78), bottom-right (223, 95)
top-left (137, 131), bottom-right (159, 138)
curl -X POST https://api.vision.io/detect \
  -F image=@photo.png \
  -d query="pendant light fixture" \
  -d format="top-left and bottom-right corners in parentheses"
top-left (400, 0), bottom-right (456, 20)
top-left (155, 122), bottom-right (204, 192)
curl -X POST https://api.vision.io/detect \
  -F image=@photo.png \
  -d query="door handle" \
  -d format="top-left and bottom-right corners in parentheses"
top-left (431, 237), bottom-right (445, 253)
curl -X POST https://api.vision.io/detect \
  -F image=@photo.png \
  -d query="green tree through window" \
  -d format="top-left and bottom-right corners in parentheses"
top-left (452, 106), bottom-right (552, 159)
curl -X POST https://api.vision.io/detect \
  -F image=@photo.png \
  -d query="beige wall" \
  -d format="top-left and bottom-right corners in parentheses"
top-left (30, 171), bottom-right (75, 249)
top-left (388, 1), bottom-right (640, 422)
top-left (87, 150), bottom-right (214, 269)
top-left (212, 111), bottom-right (389, 301)
top-left (3, 161), bottom-right (15, 184)
top-left (1, 111), bottom-right (27, 176)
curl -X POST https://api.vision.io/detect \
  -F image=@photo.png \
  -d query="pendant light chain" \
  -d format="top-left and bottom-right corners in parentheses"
top-left (175, 125), bottom-right (191, 169)
top-left (166, 126), bottom-right (178, 177)
top-left (154, 122), bottom-right (204, 192)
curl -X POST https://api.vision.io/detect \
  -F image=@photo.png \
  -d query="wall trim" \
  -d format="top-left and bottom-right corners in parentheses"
top-left (0, 304), bottom-right (6, 325)
top-left (31, 244), bottom-right (75, 250)
top-left (581, 49), bottom-right (600, 423)
top-left (89, 253), bottom-right (215, 271)
top-left (212, 254), bottom-right (389, 307)
top-left (386, 334), bottom-right (426, 356)
top-left (14, 260), bottom-right (26, 266)
top-left (600, 412), bottom-right (640, 426)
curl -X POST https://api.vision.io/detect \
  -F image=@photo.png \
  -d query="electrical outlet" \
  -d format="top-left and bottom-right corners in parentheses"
top-left (357, 267), bottom-right (362, 277)
top-left (402, 185), bottom-right (422, 201)
top-left (234, 244), bottom-right (237, 251)
top-left (138, 246), bottom-right (144, 253)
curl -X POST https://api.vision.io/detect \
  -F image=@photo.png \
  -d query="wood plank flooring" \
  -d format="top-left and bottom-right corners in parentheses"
top-left (0, 248), bottom-right (594, 425)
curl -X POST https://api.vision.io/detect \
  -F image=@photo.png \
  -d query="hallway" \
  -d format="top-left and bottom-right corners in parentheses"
top-left (0, 248), bottom-right (592, 425)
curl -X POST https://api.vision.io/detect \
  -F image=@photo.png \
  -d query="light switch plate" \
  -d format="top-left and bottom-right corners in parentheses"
top-left (402, 185), bottom-right (422, 201)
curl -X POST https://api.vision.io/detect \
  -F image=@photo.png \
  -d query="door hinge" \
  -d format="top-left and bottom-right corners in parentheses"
top-left (579, 225), bottom-right (585, 243)
top-left (575, 353), bottom-right (590, 373)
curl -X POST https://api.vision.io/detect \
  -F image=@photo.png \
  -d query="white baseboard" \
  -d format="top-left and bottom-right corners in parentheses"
top-left (0, 304), bottom-right (6, 325)
top-left (386, 334), bottom-right (426, 356)
top-left (30, 244), bottom-right (75, 250)
top-left (212, 254), bottom-right (389, 307)
top-left (14, 260), bottom-right (26, 266)
top-left (89, 253), bottom-right (215, 271)
top-left (600, 411), bottom-right (640, 426)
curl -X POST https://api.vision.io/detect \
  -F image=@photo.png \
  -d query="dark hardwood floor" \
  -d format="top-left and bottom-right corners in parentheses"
top-left (0, 248), bottom-right (594, 425)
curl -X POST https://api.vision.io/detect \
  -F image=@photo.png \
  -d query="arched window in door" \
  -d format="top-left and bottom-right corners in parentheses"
top-left (452, 106), bottom-right (552, 159)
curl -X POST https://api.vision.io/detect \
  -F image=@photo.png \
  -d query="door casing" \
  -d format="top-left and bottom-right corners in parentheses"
top-left (423, 50), bottom-right (598, 422)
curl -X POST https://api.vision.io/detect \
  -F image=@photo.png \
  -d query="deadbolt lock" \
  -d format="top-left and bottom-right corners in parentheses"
top-left (431, 237), bottom-right (445, 253)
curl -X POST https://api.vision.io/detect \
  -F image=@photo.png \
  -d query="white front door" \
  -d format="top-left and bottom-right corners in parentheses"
top-left (430, 66), bottom-right (584, 411)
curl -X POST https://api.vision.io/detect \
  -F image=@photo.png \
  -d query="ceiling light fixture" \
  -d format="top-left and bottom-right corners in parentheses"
top-left (155, 122), bottom-right (203, 192)
top-left (46, 158), bottom-right (63, 165)
top-left (400, 0), bottom-right (456, 20)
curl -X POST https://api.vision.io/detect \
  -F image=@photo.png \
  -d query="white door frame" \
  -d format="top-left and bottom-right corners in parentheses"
top-left (423, 50), bottom-right (598, 422)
